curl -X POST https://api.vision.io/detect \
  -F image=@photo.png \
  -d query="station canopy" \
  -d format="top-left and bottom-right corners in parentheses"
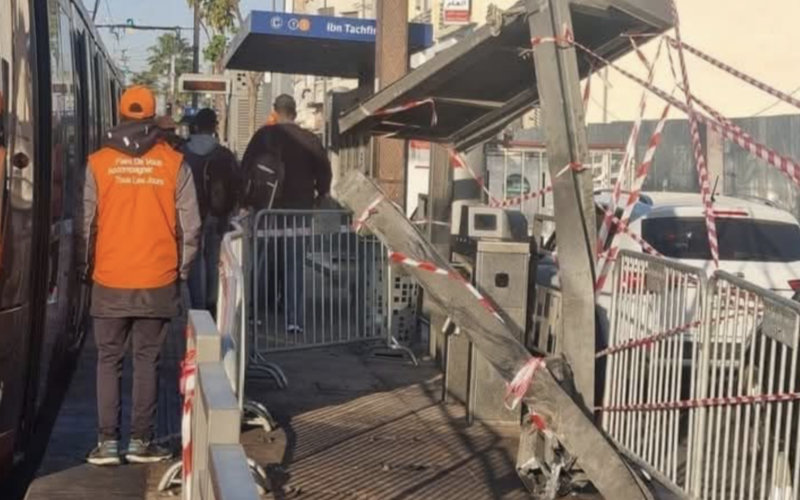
top-left (224, 11), bottom-right (433, 78)
top-left (338, 0), bottom-right (673, 150)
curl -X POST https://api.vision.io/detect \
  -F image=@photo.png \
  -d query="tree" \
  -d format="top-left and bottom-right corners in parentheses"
top-left (144, 32), bottom-right (193, 108)
top-left (130, 70), bottom-right (158, 88)
top-left (189, 0), bottom-right (264, 137)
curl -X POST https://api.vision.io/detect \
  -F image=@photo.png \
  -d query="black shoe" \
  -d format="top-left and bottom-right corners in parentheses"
top-left (87, 440), bottom-right (122, 466)
top-left (125, 439), bottom-right (172, 464)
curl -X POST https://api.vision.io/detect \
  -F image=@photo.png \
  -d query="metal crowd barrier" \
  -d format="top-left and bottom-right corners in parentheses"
top-left (528, 284), bottom-right (562, 355)
top-left (158, 310), bottom-right (265, 499)
top-left (600, 250), bottom-right (800, 499)
top-left (688, 271), bottom-right (800, 500)
top-left (217, 219), bottom-right (281, 429)
top-left (250, 209), bottom-right (392, 354)
top-left (600, 251), bottom-right (706, 495)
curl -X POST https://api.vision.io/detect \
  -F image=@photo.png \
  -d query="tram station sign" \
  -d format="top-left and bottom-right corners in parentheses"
top-left (250, 11), bottom-right (432, 48)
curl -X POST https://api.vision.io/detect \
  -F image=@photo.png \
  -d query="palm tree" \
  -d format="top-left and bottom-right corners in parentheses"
top-left (134, 32), bottom-right (193, 113)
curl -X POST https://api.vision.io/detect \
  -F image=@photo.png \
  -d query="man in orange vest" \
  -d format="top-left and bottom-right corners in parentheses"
top-left (79, 86), bottom-right (201, 466)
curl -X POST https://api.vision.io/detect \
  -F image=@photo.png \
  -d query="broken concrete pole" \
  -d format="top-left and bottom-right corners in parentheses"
top-left (338, 170), bottom-right (652, 499)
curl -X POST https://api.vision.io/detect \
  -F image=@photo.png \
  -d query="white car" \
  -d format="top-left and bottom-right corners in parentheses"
top-left (623, 192), bottom-right (800, 298)
top-left (536, 192), bottom-right (800, 344)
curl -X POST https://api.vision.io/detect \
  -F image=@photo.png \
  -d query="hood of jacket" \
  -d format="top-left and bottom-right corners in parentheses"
top-left (184, 133), bottom-right (218, 156)
top-left (103, 119), bottom-right (164, 157)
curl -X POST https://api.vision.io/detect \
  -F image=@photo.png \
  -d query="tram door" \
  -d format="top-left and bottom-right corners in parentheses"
top-left (0, 0), bottom-right (36, 476)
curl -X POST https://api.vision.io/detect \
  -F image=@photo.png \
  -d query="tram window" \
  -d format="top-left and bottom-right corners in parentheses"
top-left (110, 79), bottom-right (118, 123)
top-left (84, 46), bottom-right (96, 149)
top-left (72, 33), bottom-right (86, 161)
top-left (0, 59), bottom-right (7, 149)
top-left (47, 1), bottom-right (78, 221)
top-left (93, 52), bottom-right (103, 138)
top-left (0, 59), bottom-right (8, 227)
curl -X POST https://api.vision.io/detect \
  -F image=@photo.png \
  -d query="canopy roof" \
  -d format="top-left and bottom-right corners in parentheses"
top-left (338, 0), bottom-right (672, 150)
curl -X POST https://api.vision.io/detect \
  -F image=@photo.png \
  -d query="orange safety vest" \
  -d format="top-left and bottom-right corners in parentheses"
top-left (88, 142), bottom-right (183, 289)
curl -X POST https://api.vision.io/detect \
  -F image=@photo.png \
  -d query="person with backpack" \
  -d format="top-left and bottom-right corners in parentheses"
top-left (181, 108), bottom-right (240, 313)
top-left (241, 94), bottom-right (332, 334)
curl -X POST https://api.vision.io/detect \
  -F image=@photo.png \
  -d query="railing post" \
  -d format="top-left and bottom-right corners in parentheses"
top-left (208, 445), bottom-right (260, 500)
top-left (189, 310), bottom-right (222, 363)
top-left (193, 362), bottom-right (241, 499)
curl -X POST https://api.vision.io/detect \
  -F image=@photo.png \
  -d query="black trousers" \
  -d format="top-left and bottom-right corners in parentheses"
top-left (94, 317), bottom-right (168, 441)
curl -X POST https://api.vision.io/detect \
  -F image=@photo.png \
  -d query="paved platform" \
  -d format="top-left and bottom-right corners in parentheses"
top-left (24, 318), bottom-right (184, 500)
top-left (239, 345), bottom-right (530, 499)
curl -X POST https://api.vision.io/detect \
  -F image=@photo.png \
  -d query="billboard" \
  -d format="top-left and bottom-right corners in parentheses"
top-left (443, 0), bottom-right (471, 25)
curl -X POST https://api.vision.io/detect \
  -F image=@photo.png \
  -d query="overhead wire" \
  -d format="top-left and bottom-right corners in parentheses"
top-left (752, 84), bottom-right (800, 116)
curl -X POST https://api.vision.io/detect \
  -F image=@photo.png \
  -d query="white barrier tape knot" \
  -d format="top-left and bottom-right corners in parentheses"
top-left (353, 196), bottom-right (383, 233)
top-left (504, 357), bottom-right (546, 410)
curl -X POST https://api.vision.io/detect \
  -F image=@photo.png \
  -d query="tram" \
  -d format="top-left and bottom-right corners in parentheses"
top-left (0, 0), bottom-right (122, 478)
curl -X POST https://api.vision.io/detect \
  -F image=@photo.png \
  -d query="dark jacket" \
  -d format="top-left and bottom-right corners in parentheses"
top-left (79, 119), bottom-right (202, 318)
top-left (242, 123), bottom-right (332, 210)
top-left (181, 134), bottom-right (240, 219)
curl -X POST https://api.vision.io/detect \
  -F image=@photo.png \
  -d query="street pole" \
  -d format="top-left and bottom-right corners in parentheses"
top-left (192, 2), bottom-right (200, 108)
top-left (603, 67), bottom-right (609, 123)
top-left (169, 53), bottom-right (176, 116)
top-left (374, 0), bottom-right (409, 206)
top-left (92, 0), bottom-right (100, 20)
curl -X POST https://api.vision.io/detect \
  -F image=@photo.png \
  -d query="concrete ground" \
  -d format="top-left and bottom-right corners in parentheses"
top-left (232, 344), bottom-right (531, 499)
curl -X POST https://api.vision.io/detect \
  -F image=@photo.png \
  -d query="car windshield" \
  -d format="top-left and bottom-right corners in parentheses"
top-left (642, 217), bottom-right (800, 262)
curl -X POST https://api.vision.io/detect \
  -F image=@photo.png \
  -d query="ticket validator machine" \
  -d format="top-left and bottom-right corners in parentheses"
top-left (447, 203), bottom-right (532, 427)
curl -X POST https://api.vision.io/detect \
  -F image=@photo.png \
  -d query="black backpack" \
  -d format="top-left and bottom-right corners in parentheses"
top-left (243, 150), bottom-right (285, 211)
top-left (185, 146), bottom-right (239, 218)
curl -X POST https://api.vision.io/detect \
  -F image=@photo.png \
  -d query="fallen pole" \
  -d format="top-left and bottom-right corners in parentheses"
top-left (338, 170), bottom-right (654, 499)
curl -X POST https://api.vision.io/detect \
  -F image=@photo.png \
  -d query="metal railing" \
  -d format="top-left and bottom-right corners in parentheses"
top-left (600, 251), bottom-right (706, 493)
top-left (217, 219), bottom-right (282, 428)
top-left (250, 209), bottom-right (389, 354)
top-left (528, 284), bottom-right (562, 355)
top-left (158, 310), bottom-right (264, 499)
top-left (600, 251), bottom-right (800, 499)
top-left (688, 271), bottom-right (800, 499)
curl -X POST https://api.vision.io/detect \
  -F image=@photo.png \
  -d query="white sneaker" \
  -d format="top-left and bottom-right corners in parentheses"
top-left (287, 324), bottom-right (304, 335)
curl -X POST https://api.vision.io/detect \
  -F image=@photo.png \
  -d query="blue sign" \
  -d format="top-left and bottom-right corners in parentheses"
top-left (250, 11), bottom-right (433, 50)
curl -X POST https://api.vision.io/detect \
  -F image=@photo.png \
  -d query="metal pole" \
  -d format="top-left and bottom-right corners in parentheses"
top-left (192, 2), bottom-right (200, 109)
top-left (92, 0), bottom-right (101, 21)
top-left (169, 53), bottom-right (176, 115)
top-left (374, 0), bottom-right (409, 206)
top-left (603, 67), bottom-right (609, 123)
top-left (527, 0), bottom-right (596, 405)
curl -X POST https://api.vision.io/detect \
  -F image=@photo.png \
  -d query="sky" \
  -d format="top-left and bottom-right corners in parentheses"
top-left (82, 0), bottom-right (286, 76)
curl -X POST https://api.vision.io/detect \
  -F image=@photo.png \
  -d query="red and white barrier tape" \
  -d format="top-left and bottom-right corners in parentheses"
top-left (180, 345), bottom-right (197, 500)
top-left (353, 196), bottom-right (383, 232)
top-left (611, 216), bottom-right (664, 257)
top-left (450, 149), bottom-right (501, 205)
top-left (504, 357), bottom-right (546, 410)
top-left (691, 92), bottom-right (800, 187)
top-left (369, 98), bottom-right (438, 126)
top-left (595, 320), bottom-right (701, 359)
top-left (669, 0), bottom-right (719, 268)
top-left (582, 62), bottom-right (593, 113)
top-left (489, 162), bottom-right (584, 208)
top-left (665, 36), bottom-right (800, 111)
top-left (595, 102), bottom-right (671, 292)
top-left (597, 391), bottom-right (800, 413)
top-left (387, 250), bottom-right (504, 323)
top-left (629, 35), bottom-right (653, 73)
top-left (530, 32), bottom-right (572, 48)
top-left (575, 35), bottom-right (800, 193)
top-left (597, 37), bottom-right (665, 256)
